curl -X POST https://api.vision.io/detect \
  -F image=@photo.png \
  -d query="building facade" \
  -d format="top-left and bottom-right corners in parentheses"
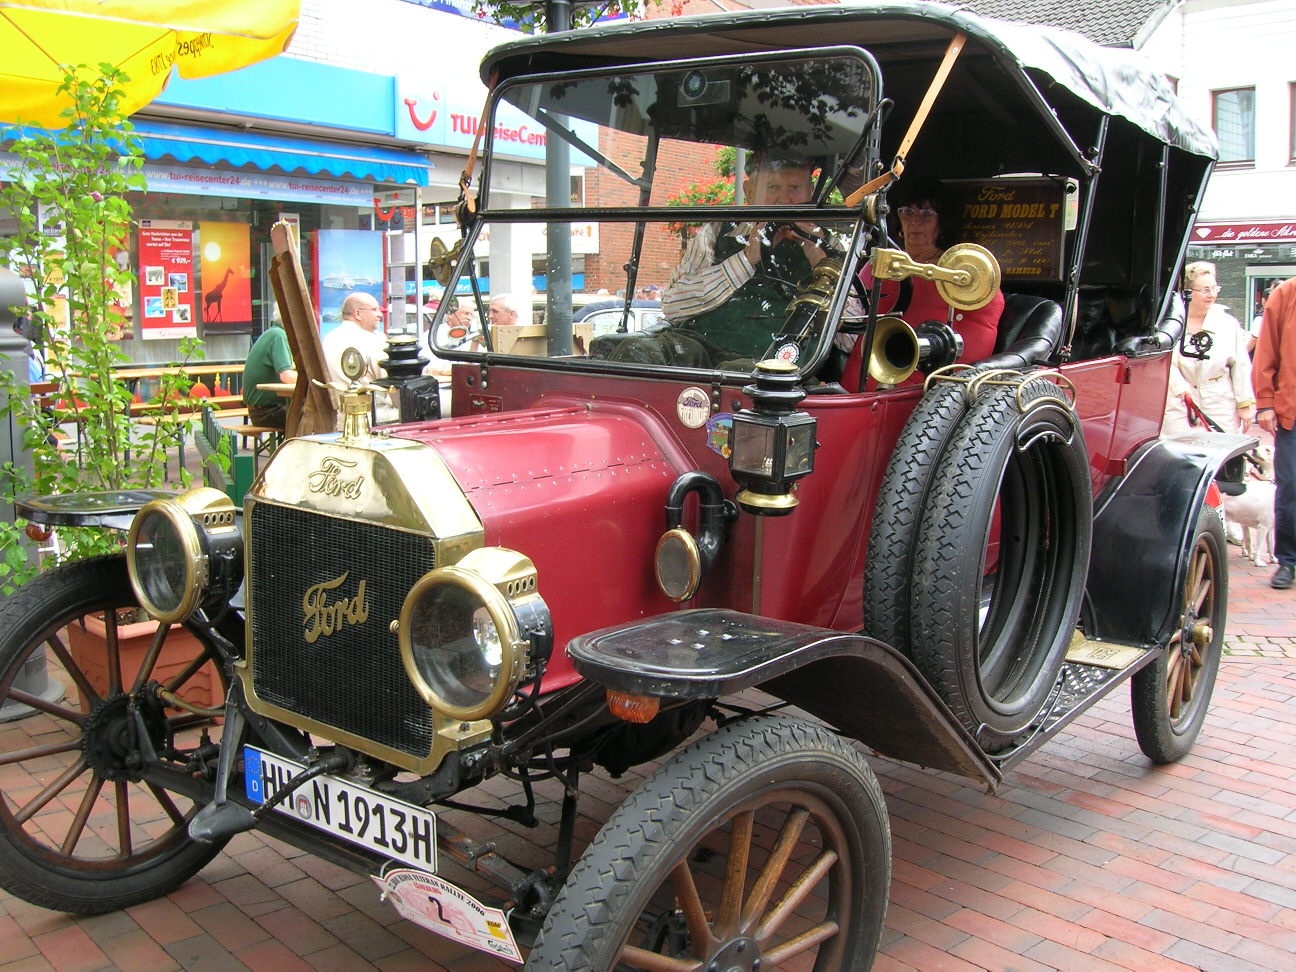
top-left (1141, 0), bottom-right (1296, 323)
top-left (2, 0), bottom-right (543, 367)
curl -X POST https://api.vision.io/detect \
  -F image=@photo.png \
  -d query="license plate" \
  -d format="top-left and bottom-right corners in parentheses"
top-left (244, 746), bottom-right (437, 872)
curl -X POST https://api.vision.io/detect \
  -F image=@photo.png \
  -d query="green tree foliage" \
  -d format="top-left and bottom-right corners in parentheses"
top-left (471, 0), bottom-right (647, 34)
top-left (0, 66), bottom-right (204, 590)
top-left (665, 148), bottom-right (735, 243)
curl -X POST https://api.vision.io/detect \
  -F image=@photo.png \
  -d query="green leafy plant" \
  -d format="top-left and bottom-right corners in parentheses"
top-left (0, 65), bottom-right (203, 591)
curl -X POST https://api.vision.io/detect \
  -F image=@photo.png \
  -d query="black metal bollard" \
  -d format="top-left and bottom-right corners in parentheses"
top-left (378, 334), bottom-right (441, 423)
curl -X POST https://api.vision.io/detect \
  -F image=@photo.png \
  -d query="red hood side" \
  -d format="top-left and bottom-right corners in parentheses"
top-left (394, 406), bottom-right (684, 689)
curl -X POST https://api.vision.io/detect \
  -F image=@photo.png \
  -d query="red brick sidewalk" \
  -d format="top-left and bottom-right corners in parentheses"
top-left (3, 554), bottom-right (1295, 972)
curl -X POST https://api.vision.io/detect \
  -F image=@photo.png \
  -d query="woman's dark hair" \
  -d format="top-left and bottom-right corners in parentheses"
top-left (888, 176), bottom-right (959, 248)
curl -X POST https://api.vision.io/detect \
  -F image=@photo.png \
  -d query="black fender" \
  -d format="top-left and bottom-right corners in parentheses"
top-left (567, 608), bottom-right (1001, 789)
top-left (1085, 431), bottom-right (1256, 646)
top-left (17, 489), bottom-right (181, 531)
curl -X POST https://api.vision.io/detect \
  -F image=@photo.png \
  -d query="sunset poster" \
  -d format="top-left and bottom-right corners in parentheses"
top-left (197, 221), bottom-right (252, 332)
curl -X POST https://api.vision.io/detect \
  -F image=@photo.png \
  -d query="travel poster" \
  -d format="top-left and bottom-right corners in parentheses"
top-left (198, 221), bottom-right (253, 333)
top-left (313, 229), bottom-right (384, 339)
top-left (137, 220), bottom-right (197, 340)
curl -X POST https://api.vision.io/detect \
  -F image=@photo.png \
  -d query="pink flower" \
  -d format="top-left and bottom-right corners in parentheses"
top-left (90, 191), bottom-right (103, 202)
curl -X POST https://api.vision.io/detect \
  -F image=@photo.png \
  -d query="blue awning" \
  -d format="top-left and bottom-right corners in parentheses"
top-left (131, 120), bottom-right (429, 186)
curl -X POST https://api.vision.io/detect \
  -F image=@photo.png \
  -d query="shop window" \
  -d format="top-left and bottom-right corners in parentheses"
top-left (1212, 87), bottom-right (1255, 164)
top-left (1291, 83), bottom-right (1296, 162)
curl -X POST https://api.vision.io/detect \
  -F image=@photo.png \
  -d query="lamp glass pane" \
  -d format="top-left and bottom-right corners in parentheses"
top-left (730, 420), bottom-right (776, 476)
top-left (786, 423), bottom-right (816, 475)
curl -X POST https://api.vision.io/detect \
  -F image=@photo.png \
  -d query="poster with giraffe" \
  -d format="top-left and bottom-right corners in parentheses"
top-left (198, 221), bottom-right (252, 333)
top-left (138, 220), bottom-right (197, 340)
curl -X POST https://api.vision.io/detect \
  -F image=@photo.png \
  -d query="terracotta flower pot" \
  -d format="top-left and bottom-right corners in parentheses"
top-left (66, 611), bottom-right (224, 712)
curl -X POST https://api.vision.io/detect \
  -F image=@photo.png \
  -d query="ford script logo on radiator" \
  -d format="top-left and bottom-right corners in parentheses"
top-left (303, 571), bottom-right (371, 643)
top-left (307, 456), bottom-right (365, 499)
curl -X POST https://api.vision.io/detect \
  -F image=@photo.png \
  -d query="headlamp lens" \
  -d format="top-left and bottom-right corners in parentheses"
top-left (409, 584), bottom-right (505, 711)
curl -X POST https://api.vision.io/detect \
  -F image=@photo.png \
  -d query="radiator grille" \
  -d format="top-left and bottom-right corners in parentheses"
top-left (248, 500), bottom-right (437, 758)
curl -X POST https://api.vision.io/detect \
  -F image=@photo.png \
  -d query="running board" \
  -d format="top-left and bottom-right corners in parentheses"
top-left (993, 632), bottom-right (1158, 773)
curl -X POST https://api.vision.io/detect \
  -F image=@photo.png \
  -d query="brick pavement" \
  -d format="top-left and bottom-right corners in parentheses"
top-left (2, 543), bottom-right (1294, 971)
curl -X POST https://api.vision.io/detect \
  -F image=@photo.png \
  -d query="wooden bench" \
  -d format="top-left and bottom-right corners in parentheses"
top-left (194, 407), bottom-right (257, 504)
top-left (228, 423), bottom-right (283, 471)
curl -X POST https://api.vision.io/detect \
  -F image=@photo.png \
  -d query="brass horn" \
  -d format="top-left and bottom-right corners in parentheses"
top-left (868, 316), bottom-right (921, 386)
top-left (424, 238), bottom-right (462, 288)
top-left (867, 316), bottom-right (965, 386)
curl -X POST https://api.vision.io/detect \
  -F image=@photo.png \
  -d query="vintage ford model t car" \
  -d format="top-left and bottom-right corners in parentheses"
top-left (1, 3), bottom-right (1258, 968)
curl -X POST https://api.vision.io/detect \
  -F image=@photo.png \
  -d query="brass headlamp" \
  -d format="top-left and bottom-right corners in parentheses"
top-left (398, 547), bottom-right (551, 721)
top-left (126, 487), bottom-right (242, 624)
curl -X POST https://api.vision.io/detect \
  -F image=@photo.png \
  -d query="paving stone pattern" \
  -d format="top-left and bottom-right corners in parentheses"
top-left (3, 546), bottom-right (1294, 971)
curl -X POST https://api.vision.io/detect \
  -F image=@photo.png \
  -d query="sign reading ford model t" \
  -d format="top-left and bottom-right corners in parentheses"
top-left (1, 4), bottom-right (1256, 969)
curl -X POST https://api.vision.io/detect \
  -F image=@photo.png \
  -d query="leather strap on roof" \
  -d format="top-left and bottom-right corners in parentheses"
top-left (457, 70), bottom-right (497, 225)
top-left (845, 32), bottom-right (966, 207)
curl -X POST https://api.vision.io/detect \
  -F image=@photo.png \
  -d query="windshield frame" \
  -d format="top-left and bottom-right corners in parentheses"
top-left (426, 47), bottom-right (882, 382)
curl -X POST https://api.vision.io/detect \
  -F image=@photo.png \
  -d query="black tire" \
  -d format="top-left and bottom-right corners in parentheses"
top-left (864, 379), bottom-right (971, 654)
top-left (910, 379), bottom-right (1092, 751)
top-left (526, 716), bottom-right (890, 971)
top-left (1132, 506), bottom-right (1226, 763)
top-left (0, 555), bottom-right (227, 914)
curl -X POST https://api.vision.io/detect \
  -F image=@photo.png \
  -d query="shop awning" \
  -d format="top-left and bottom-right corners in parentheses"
top-left (131, 120), bottom-right (430, 186)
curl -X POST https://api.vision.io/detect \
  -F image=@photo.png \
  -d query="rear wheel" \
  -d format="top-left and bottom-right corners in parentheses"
top-left (526, 715), bottom-right (891, 971)
top-left (910, 379), bottom-right (1092, 751)
top-left (0, 555), bottom-right (227, 913)
top-left (1132, 506), bottom-right (1226, 763)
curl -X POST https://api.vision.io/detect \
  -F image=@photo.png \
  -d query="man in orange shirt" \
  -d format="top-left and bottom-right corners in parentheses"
top-left (1253, 275), bottom-right (1296, 589)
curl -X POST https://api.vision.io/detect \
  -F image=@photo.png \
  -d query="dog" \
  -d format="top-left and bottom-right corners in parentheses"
top-left (1220, 445), bottom-right (1277, 566)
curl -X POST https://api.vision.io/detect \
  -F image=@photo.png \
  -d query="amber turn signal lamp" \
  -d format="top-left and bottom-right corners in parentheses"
top-left (606, 690), bottom-right (660, 724)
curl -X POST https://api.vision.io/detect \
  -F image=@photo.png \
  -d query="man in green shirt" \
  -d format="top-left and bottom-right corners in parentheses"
top-left (242, 319), bottom-right (297, 430)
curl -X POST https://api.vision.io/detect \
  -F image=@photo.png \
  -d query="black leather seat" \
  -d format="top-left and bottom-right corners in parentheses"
top-left (976, 293), bottom-right (1063, 371)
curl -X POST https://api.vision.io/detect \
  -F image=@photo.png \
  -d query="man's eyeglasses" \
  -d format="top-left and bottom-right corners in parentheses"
top-left (897, 206), bottom-right (938, 218)
top-left (1191, 285), bottom-right (1221, 296)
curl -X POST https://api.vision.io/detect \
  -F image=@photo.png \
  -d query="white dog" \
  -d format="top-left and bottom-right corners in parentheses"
top-left (1221, 446), bottom-right (1277, 566)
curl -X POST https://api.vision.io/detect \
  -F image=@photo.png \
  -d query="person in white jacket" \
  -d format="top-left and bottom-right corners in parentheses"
top-left (1162, 261), bottom-right (1254, 436)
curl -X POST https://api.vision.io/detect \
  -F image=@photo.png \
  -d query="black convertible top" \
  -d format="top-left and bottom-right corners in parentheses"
top-left (481, 0), bottom-right (1215, 161)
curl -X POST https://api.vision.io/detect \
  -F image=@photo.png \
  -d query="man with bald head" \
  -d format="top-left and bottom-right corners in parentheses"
top-left (321, 291), bottom-right (397, 422)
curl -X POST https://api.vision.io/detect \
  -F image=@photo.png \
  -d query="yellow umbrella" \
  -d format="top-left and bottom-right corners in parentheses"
top-left (0, 0), bottom-right (300, 128)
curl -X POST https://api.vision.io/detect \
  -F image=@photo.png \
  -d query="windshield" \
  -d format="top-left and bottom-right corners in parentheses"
top-left (430, 49), bottom-right (879, 377)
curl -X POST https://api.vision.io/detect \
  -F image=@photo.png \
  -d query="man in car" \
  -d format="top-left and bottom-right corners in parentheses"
top-left (662, 154), bottom-right (833, 362)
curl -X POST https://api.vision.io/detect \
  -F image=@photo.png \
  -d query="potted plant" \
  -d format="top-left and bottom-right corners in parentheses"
top-left (0, 66), bottom-right (221, 706)
top-left (0, 65), bottom-right (210, 587)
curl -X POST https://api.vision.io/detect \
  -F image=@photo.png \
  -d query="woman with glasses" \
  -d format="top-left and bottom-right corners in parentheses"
top-left (861, 178), bottom-right (1003, 370)
top-left (1162, 260), bottom-right (1254, 436)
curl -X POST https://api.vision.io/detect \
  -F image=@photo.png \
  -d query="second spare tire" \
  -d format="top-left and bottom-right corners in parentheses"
top-left (909, 376), bottom-right (1092, 752)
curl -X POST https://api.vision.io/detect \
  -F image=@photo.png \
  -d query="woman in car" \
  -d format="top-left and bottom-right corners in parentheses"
top-left (861, 177), bottom-right (1003, 366)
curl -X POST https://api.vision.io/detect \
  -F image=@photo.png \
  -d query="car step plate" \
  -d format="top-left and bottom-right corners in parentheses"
top-left (244, 746), bottom-right (436, 872)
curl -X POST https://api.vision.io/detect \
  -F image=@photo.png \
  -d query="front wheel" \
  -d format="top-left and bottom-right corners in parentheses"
top-left (1132, 506), bottom-right (1226, 763)
top-left (0, 555), bottom-right (227, 913)
top-left (526, 715), bottom-right (891, 971)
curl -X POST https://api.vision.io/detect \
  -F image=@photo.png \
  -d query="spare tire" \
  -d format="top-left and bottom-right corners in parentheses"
top-left (910, 377), bottom-right (1092, 751)
top-left (864, 379), bottom-right (971, 656)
